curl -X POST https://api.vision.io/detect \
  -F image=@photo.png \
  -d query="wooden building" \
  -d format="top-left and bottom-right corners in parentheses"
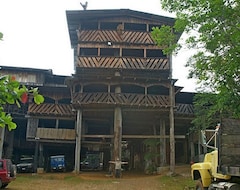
top-left (65, 9), bottom-right (194, 173)
top-left (0, 66), bottom-right (75, 171)
top-left (0, 9), bottom-right (195, 173)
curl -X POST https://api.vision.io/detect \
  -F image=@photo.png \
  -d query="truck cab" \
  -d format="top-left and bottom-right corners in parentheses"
top-left (191, 119), bottom-right (240, 190)
top-left (50, 155), bottom-right (66, 172)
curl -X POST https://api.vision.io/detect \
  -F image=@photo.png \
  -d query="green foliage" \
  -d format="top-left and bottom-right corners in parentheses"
top-left (0, 75), bottom-right (44, 130)
top-left (154, 0), bottom-right (240, 122)
top-left (151, 25), bottom-right (180, 55)
top-left (0, 32), bottom-right (3, 40)
top-left (143, 139), bottom-right (160, 174)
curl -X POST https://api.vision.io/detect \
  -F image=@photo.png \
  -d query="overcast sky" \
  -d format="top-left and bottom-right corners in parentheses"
top-left (0, 0), bottom-right (197, 92)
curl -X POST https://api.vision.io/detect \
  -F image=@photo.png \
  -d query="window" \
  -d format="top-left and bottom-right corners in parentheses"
top-left (81, 22), bottom-right (98, 30)
top-left (125, 23), bottom-right (146, 31)
top-left (100, 22), bottom-right (121, 30)
top-left (121, 84), bottom-right (144, 94)
top-left (44, 97), bottom-right (55, 104)
top-left (148, 85), bottom-right (169, 95)
top-left (146, 49), bottom-right (166, 58)
top-left (58, 120), bottom-right (75, 129)
top-left (58, 98), bottom-right (71, 104)
top-left (122, 49), bottom-right (144, 57)
top-left (0, 161), bottom-right (3, 170)
top-left (149, 24), bottom-right (162, 31)
top-left (79, 48), bottom-right (98, 56)
top-left (39, 119), bottom-right (56, 128)
top-left (83, 84), bottom-right (108, 93)
top-left (100, 48), bottom-right (120, 56)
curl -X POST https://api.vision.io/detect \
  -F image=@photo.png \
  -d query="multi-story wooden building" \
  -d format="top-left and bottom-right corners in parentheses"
top-left (0, 9), bottom-right (195, 173)
top-left (65, 9), bottom-right (194, 173)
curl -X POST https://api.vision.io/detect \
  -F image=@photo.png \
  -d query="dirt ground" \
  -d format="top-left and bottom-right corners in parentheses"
top-left (7, 165), bottom-right (195, 190)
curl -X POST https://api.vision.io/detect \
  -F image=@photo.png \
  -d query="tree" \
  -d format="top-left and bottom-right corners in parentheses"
top-left (152, 0), bottom-right (240, 128)
top-left (0, 32), bottom-right (44, 130)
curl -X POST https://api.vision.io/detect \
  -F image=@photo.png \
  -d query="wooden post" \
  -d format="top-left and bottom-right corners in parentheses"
top-left (0, 127), bottom-right (5, 159)
top-left (74, 109), bottom-right (82, 174)
top-left (39, 143), bottom-right (44, 168)
top-left (169, 53), bottom-right (175, 174)
top-left (33, 140), bottom-right (39, 173)
top-left (114, 107), bottom-right (122, 161)
top-left (114, 86), bottom-right (122, 161)
top-left (160, 119), bottom-right (166, 166)
top-left (4, 130), bottom-right (14, 159)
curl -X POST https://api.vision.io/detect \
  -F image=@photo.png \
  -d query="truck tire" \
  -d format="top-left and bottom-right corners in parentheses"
top-left (1, 184), bottom-right (8, 189)
top-left (196, 179), bottom-right (208, 190)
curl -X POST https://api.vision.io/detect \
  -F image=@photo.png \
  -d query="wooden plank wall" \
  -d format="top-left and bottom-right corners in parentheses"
top-left (36, 128), bottom-right (75, 140)
top-left (219, 118), bottom-right (240, 166)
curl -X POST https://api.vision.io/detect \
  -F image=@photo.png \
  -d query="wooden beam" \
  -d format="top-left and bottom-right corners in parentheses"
top-left (81, 134), bottom-right (185, 139)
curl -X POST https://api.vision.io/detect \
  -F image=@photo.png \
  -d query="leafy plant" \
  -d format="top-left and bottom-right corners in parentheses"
top-left (143, 139), bottom-right (160, 174)
top-left (0, 75), bottom-right (44, 130)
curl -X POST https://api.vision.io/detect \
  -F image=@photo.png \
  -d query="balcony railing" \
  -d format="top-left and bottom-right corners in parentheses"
top-left (176, 103), bottom-right (194, 115)
top-left (78, 30), bottom-right (155, 44)
top-left (77, 57), bottom-right (169, 70)
top-left (72, 92), bottom-right (170, 108)
top-left (28, 103), bottom-right (75, 117)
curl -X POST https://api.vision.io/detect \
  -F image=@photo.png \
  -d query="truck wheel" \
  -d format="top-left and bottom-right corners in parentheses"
top-left (196, 179), bottom-right (207, 190)
top-left (1, 184), bottom-right (8, 189)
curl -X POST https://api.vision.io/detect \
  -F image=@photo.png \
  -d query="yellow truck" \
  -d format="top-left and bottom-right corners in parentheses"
top-left (191, 118), bottom-right (240, 190)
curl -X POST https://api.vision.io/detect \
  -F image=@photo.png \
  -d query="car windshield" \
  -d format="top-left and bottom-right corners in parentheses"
top-left (20, 158), bottom-right (33, 163)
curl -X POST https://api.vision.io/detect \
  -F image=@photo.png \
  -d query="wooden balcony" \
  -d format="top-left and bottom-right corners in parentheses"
top-left (78, 30), bottom-right (155, 44)
top-left (72, 92), bottom-right (170, 108)
top-left (28, 103), bottom-right (75, 117)
top-left (77, 57), bottom-right (169, 70)
top-left (36, 128), bottom-right (75, 141)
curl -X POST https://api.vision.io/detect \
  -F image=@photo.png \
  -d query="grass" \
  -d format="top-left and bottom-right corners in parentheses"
top-left (8, 167), bottom-right (196, 190)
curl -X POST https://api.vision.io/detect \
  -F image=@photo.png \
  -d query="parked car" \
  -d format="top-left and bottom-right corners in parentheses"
top-left (50, 155), bottom-right (66, 172)
top-left (16, 157), bottom-right (34, 173)
top-left (0, 159), bottom-right (16, 188)
top-left (80, 152), bottom-right (103, 171)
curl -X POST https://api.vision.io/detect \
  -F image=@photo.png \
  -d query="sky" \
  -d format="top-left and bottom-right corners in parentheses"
top-left (0, 0), bottom-right (197, 92)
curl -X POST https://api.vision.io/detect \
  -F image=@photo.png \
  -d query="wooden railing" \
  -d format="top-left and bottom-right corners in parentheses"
top-left (36, 128), bottom-right (75, 140)
top-left (72, 92), bottom-right (170, 108)
top-left (27, 96), bottom-right (193, 115)
top-left (78, 30), bottom-right (155, 44)
top-left (28, 103), bottom-right (75, 117)
top-left (77, 57), bottom-right (169, 70)
top-left (176, 103), bottom-right (194, 115)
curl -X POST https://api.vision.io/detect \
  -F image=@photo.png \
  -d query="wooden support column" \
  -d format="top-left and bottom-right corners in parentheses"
top-left (39, 143), bottom-right (44, 168)
top-left (74, 109), bottom-right (82, 174)
top-left (4, 130), bottom-right (14, 159)
top-left (114, 107), bottom-right (122, 160)
top-left (33, 140), bottom-right (39, 173)
top-left (169, 53), bottom-right (175, 174)
top-left (114, 86), bottom-right (122, 161)
top-left (0, 127), bottom-right (5, 159)
top-left (160, 119), bottom-right (166, 166)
